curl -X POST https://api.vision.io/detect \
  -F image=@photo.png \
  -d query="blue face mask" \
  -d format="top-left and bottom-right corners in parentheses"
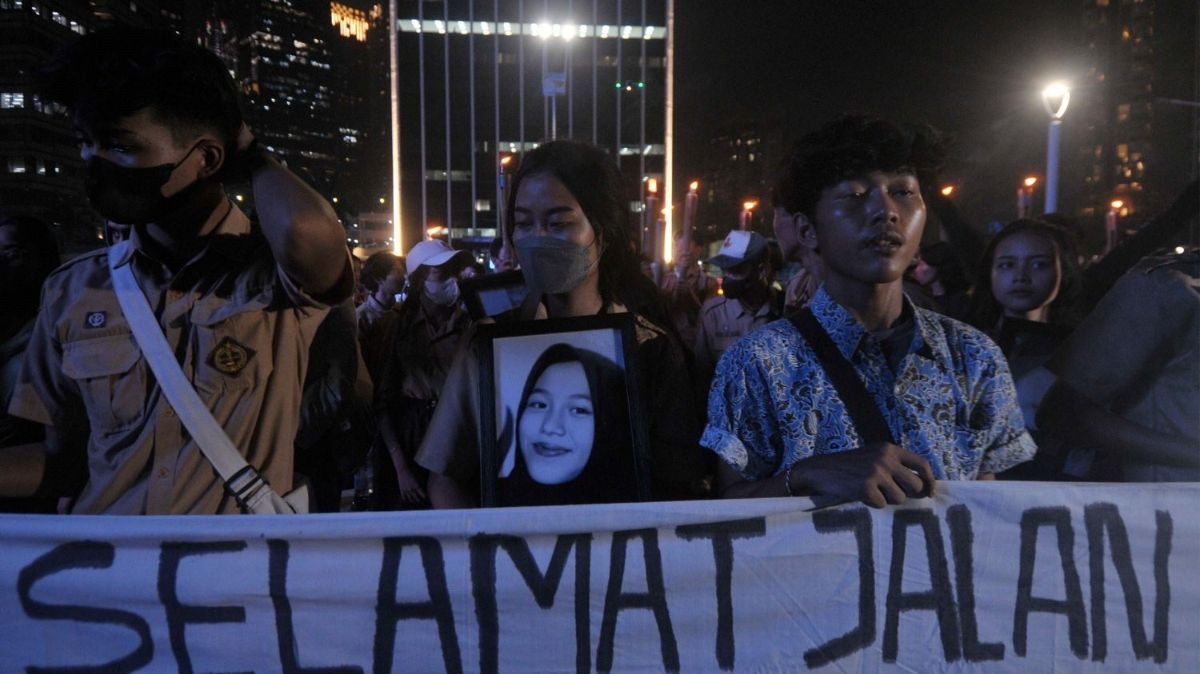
top-left (514, 236), bottom-right (599, 294)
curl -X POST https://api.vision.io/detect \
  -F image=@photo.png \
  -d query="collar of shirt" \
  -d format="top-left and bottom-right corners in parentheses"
top-left (111, 199), bottom-right (254, 272)
top-left (809, 286), bottom-right (939, 362)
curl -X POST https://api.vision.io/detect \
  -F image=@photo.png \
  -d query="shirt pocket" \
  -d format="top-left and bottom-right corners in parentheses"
top-left (191, 300), bottom-right (275, 394)
top-left (61, 334), bottom-right (146, 432)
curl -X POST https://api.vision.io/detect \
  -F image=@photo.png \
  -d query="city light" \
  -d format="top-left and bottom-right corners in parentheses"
top-left (647, 178), bottom-right (658, 194)
top-left (1041, 81), bottom-right (1071, 120)
top-left (940, 185), bottom-right (955, 197)
top-left (1023, 176), bottom-right (1038, 188)
top-left (689, 180), bottom-right (699, 191)
top-left (743, 199), bottom-right (758, 211)
top-left (379, 197), bottom-right (386, 204)
top-left (1110, 199), bottom-right (1124, 210)
top-left (1176, 246), bottom-right (1186, 255)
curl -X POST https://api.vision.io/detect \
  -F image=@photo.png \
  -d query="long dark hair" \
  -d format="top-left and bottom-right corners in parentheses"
top-left (969, 218), bottom-right (1082, 329)
top-left (498, 343), bottom-right (636, 506)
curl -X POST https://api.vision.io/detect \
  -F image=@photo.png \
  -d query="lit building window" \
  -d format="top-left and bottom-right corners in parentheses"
top-left (1116, 103), bottom-right (1130, 121)
top-left (474, 199), bottom-right (491, 212)
top-left (0, 92), bottom-right (25, 109)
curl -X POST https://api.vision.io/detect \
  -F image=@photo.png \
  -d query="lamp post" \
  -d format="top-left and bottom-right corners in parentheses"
top-left (1041, 81), bottom-right (1071, 214)
top-left (1017, 176), bottom-right (1038, 219)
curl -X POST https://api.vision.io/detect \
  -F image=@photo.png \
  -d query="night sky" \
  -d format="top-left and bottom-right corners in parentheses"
top-left (675, 0), bottom-right (1085, 229)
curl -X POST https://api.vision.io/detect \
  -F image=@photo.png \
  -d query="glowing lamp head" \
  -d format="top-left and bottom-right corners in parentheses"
top-left (1110, 199), bottom-right (1124, 210)
top-left (499, 155), bottom-right (513, 167)
top-left (1041, 81), bottom-right (1071, 120)
top-left (940, 185), bottom-right (955, 197)
top-left (1023, 177), bottom-right (1039, 188)
top-left (689, 181), bottom-right (699, 192)
top-left (743, 200), bottom-right (758, 211)
top-left (647, 178), bottom-right (658, 194)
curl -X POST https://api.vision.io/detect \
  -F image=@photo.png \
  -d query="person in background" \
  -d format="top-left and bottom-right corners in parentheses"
top-left (416, 139), bottom-right (705, 507)
top-left (1039, 248), bottom-right (1200, 483)
top-left (694, 231), bottom-right (779, 383)
top-left (461, 260), bottom-right (487, 280)
top-left (660, 236), bottom-right (718, 348)
top-left (357, 251), bottom-right (405, 386)
top-left (904, 241), bottom-right (971, 321)
top-left (707, 115), bottom-right (1034, 507)
top-left (0, 26), bottom-right (351, 514)
top-left (968, 219), bottom-right (1082, 480)
top-left (0, 216), bottom-right (60, 513)
top-left (374, 239), bottom-right (470, 508)
top-left (772, 192), bottom-right (824, 312)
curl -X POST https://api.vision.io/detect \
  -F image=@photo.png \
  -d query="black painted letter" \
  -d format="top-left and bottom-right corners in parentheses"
top-left (158, 541), bottom-right (250, 674)
top-left (373, 536), bottom-right (462, 674)
top-left (800, 508), bottom-right (876, 669)
top-left (1084, 503), bottom-right (1171, 663)
top-left (268, 539), bottom-right (362, 673)
top-left (676, 516), bottom-right (767, 670)
top-left (469, 533), bottom-right (592, 674)
top-left (18, 540), bottom-right (153, 674)
top-left (946, 505), bottom-right (1004, 661)
top-left (1012, 507), bottom-right (1088, 658)
top-left (597, 528), bottom-right (679, 672)
top-left (882, 509), bottom-right (961, 663)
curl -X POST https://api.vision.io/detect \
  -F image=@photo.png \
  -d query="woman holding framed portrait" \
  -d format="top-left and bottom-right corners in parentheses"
top-left (415, 140), bottom-right (706, 508)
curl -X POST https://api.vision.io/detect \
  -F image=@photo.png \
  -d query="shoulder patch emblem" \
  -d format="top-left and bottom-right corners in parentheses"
top-left (85, 311), bottom-right (107, 329)
top-left (208, 337), bottom-right (256, 376)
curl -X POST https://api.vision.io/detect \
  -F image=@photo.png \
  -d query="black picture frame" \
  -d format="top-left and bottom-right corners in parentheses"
top-left (459, 269), bottom-right (528, 321)
top-left (476, 313), bottom-right (652, 507)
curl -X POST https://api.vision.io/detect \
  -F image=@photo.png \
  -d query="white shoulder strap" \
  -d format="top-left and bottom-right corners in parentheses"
top-left (107, 242), bottom-right (276, 510)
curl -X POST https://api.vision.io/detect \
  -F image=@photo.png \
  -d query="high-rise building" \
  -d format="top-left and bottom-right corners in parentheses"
top-left (391, 0), bottom-right (669, 253)
top-left (698, 126), bottom-right (771, 245)
top-left (1069, 0), bottom-right (1197, 247)
top-left (0, 1), bottom-right (99, 253)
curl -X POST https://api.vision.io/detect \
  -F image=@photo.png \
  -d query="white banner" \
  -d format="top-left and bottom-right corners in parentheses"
top-left (0, 482), bottom-right (1195, 672)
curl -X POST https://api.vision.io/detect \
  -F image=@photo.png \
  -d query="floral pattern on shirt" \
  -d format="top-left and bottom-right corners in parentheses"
top-left (701, 287), bottom-right (1036, 481)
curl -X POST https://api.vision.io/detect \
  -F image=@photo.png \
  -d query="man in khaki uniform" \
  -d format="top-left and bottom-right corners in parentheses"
top-left (0, 27), bottom-right (351, 514)
top-left (694, 231), bottom-right (779, 382)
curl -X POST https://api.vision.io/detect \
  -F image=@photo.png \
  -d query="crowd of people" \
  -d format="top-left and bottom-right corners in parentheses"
top-left (1, 26), bottom-right (1196, 515)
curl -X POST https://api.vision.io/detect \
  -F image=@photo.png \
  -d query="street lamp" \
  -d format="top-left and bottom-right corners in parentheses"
top-left (940, 185), bottom-right (956, 197)
top-left (1041, 81), bottom-right (1071, 214)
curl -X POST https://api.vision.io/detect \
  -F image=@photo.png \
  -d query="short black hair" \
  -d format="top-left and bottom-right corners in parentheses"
top-left (361, 251), bottom-right (403, 293)
top-left (775, 114), bottom-right (947, 223)
top-left (40, 25), bottom-right (242, 157)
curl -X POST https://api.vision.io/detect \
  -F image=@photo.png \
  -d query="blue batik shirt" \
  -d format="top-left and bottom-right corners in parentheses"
top-left (701, 287), bottom-right (1036, 481)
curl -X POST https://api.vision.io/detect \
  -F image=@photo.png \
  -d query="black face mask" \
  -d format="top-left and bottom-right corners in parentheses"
top-left (722, 276), bottom-right (762, 301)
top-left (85, 144), bottom-right (204, 225)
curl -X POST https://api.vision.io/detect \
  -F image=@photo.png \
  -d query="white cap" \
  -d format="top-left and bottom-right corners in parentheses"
top-left (407, 239), bottom-right (469, 273)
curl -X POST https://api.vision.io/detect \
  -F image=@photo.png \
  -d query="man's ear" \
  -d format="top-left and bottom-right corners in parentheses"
top-left (196, 139), bottom-right (226, 179)
top-left (795, 212), bottom-right (819, 251)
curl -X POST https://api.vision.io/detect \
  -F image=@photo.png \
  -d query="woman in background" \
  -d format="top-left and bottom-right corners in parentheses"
top-left (970, 219), bottom-right (1082, 479)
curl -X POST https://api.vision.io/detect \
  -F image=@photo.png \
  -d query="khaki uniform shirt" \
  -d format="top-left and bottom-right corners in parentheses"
top-left (8, 200), bottom-right (349, 514)
top-left (694, 296), bottom-right (776, 376)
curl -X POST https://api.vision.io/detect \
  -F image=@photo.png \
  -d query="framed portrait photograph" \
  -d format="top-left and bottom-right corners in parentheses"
top-left (476, 314), bottom-right (652, 507)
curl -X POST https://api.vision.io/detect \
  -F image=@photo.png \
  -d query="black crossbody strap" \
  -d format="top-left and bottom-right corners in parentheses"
top-left (790, 308), bottom-right (896, 445)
